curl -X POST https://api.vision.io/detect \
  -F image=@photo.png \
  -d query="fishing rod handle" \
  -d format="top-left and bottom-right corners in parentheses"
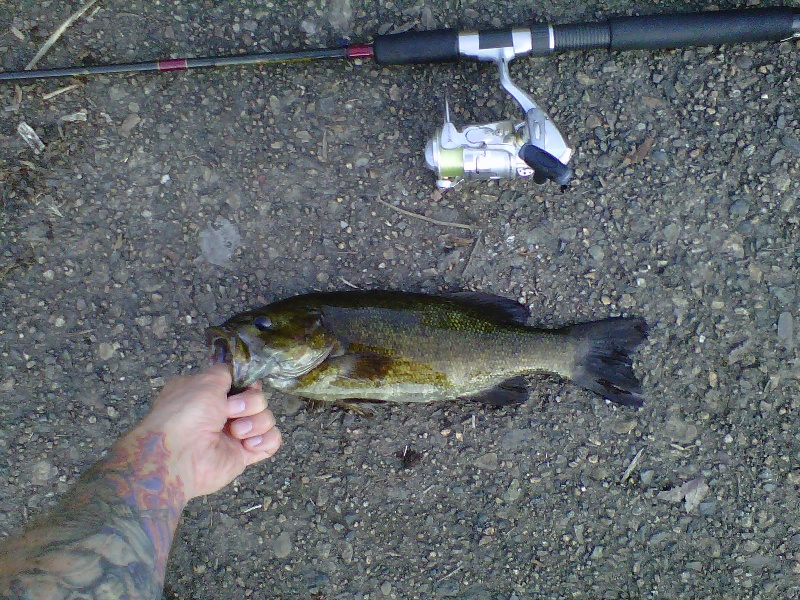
top-left (558, 7), bottom-right (798, 52)
top-left (372, 7), bottom-right (799, 64)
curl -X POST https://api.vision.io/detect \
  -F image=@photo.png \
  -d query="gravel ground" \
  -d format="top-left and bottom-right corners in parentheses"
top-left (1, 1), bottom-right (799, 598)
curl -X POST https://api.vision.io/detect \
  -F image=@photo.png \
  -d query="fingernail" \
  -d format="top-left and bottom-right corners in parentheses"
top-left (245, 435), bottom-right (263, 448)
top-left (232, 419), bottom-right (253, 436)
top-left (228, 398), bottom-right (246, 415)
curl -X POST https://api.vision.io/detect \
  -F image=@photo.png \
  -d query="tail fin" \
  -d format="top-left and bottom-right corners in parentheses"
top-left (569, 317), bottom-right (648, 407)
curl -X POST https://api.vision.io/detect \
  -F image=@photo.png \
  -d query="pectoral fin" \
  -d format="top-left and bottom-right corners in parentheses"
top-left (325, 353), bottom-right (396, 381)
top-left (463, 376), bottom-right (529, 406)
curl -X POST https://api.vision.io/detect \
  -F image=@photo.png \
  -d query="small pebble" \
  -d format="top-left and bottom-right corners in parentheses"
top-left (640, 470), bottom-right (655, 486)
top-left (31, 460), bottom-right (56, 485)
top-left (588, 245), bottom-right (605, 260)
top-left (504, 479), bottom-right (522, 503)
top-left (98, 343), bottom-right (115, 361)
top-left (611, 419), bottom-right (637, 435)
top-left (119, 113), bottom-right (141, 136)
top-left (729, 199), bottom-right (750, 216)
top-left (272, 531), bottom-right (292, 558)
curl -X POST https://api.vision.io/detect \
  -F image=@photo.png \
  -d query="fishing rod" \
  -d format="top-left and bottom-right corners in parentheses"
top-left (3, 7), bottom-right (799, 187)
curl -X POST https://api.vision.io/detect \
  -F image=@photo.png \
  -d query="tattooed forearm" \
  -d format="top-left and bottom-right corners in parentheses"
top-left (0, 430), bottom-right (185, 600)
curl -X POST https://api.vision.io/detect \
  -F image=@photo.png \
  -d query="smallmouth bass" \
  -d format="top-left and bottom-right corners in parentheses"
top-left (205, 291), bottom-right (648, 408)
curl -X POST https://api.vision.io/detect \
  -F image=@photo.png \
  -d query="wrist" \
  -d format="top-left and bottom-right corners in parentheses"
top-left (111, 425), bottom-right (189, 514)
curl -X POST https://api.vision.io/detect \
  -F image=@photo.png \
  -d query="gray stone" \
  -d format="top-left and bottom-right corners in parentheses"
top-left (31, 460), bottom-right (56, 485)
top-left (782, 133), bottom-right (800, 156)
top-left (588, 245), bottom-right (605, 260)
top-left (664, 415), bottom-right (698, 444)
top-left (729, 199), bottom-right (750, 216)
top-left (435, 580), bottom-right (460, 597)
top-left (640, 470), bottom-right (655, 487)
top-left (97, 343), bottom-right (115, 361)
top-left (504, 479), bottom-right (522, 503)
top-left (199, 217), bottom-right (242, 267)
top-left (473, 452), bottom-right (499, 471)
top-left (273, 531), bottom-right (292, 558)
top-left (500, 429), bottom-right (533, 451)
top-left (777, 312), bottom-right (794, 348)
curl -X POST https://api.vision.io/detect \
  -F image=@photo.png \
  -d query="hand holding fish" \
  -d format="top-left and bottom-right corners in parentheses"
top-left (136, 363), bottom-right (283, 500)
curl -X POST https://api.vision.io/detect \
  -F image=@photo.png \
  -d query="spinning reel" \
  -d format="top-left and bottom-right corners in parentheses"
top-left (421, 29), bottom-right (573, 189)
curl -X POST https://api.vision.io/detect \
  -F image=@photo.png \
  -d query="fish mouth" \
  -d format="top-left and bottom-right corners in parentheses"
top-left (205, 327), bottom-right (232, 365)
top-left (205, 327), bottom-right (249, 387)
top-left (210, 336), bottom-right (231, 365)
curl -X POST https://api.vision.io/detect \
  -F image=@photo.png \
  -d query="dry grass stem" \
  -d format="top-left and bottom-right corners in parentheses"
top-left (619, 447), bottom-right (645, 483)
top-left (42, 83), bottom-right (81, 100)
top-left (338, 276), bottom-right (359, 289)
top-left (25, 0), bottom-right (102, 70)
top-left (375, 196), bottom-right (475, 231)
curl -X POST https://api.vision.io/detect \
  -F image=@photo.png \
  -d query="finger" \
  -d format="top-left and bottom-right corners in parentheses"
top-left (242, 427), bottom-right (282, 461)
top-left (226, 386), bottom-right (267, 418)
top-left (197, 363), bottom-right (233, 394)
top-left (229, 409), bottom-right (276, 440)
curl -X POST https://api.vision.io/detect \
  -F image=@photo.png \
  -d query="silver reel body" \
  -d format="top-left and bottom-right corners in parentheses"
top-left (425, 118), bottom-right (531, 189)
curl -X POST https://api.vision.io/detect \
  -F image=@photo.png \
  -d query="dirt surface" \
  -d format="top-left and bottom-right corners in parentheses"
top-left (1, 1), bottom-right (799, 598)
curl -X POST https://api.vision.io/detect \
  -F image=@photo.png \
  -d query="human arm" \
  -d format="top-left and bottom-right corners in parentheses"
top-left (0, 364), bottom-right (281, 599)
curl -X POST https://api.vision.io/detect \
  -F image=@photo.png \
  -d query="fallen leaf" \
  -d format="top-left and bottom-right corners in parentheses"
top-left (656, 477), bottom-right (710, 513)
top-left (622, 137), bottom-right (655, 166)
top-left (682, 478), bottom-right (710, 513)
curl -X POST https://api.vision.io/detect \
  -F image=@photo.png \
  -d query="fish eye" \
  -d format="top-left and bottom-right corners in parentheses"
top-left (254, 316), bottom-right (272, 331)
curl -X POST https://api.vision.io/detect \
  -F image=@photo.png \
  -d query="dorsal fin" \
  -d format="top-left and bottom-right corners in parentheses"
top-left (447, 292), bottom-right (531, 326)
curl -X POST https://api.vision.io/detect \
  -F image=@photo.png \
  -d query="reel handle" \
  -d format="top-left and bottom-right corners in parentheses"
top-left (519, 144), bottom-right (573, 186)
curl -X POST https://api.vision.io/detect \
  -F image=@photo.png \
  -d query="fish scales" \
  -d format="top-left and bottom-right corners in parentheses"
top-left (319, 302), bottom-right (575, 387)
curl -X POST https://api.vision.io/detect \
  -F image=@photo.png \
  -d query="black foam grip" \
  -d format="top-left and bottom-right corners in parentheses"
top-left (373, 30), bottom-right (460, 64)
top-left (552, 23), bottom-right (610, 51)
top-left (552, 8), bottom-right (797, 52)
top-left (608, 8), bottom-right (797, 51)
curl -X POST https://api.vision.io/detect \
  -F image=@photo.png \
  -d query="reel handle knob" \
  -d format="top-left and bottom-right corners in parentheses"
top-left (519, 144), bottom-right (573, 186)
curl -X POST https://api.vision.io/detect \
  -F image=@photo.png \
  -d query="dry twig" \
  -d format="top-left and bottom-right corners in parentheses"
top-left (619, 447), bottom-right (645, 483)
top-left (26, 0), bottom-right (102, 70)
top-left (338, 276), bottom-right (359, 289)
top-left (42, 83), bottom-right (81, 100)
top-left (375, 196), bottom-right (475, 231)
top-left (461, 229), bottom-right (483, 278)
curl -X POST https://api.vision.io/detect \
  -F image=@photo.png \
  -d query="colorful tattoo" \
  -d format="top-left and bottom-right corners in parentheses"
top-left (0, 430), bottom-right (185, 600)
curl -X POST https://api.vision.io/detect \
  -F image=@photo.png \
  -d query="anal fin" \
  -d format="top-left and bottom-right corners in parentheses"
top-left (464, 376), bottom-right (529, 406)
